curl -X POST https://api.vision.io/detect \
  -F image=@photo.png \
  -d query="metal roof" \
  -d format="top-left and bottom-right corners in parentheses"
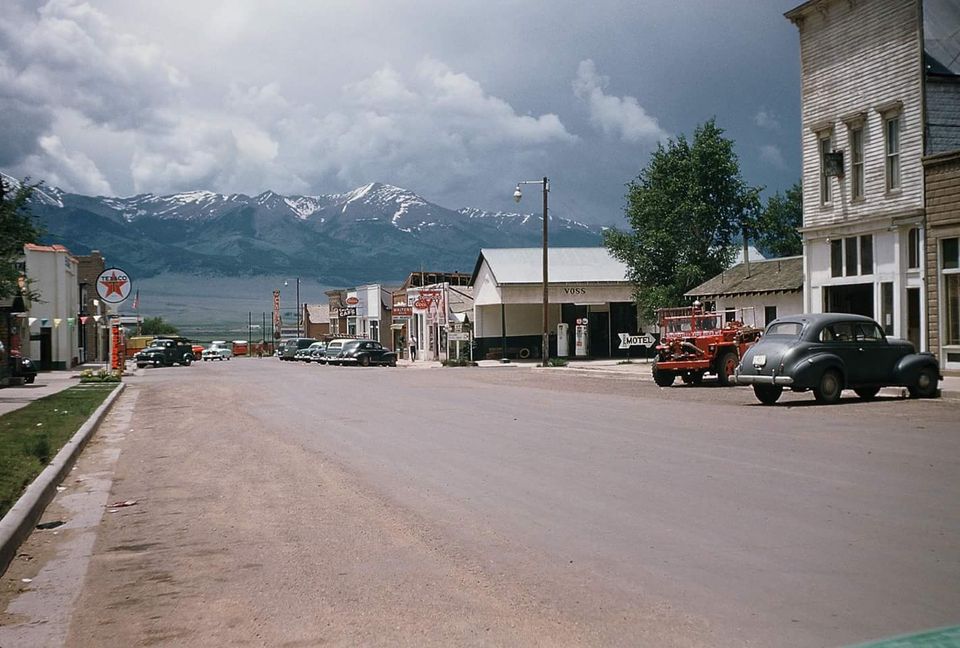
top-left (470, 247), bottom-right (630, 285)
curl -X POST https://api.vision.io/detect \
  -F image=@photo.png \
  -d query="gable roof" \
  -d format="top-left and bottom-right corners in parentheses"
top-left (685, 256), bottom-right (803, 298)
top-left (470, 247), bottom-right (630, 285)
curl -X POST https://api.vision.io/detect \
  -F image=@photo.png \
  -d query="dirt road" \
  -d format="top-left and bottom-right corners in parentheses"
top-left (1, 360), bottom-right (958, 647)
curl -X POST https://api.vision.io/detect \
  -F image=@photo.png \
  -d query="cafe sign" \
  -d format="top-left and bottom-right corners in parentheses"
top-left (337, 306), bottom-right (357, 317)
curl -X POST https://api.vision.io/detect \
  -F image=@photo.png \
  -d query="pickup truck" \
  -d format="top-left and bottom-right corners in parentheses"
top-left (134, 337), bottom-right (195, 368)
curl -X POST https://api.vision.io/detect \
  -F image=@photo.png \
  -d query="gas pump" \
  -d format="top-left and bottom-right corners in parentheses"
top-left (557, 323), bottom-right (569, 357)
top-left (575, 318), bottom-right (589, 357)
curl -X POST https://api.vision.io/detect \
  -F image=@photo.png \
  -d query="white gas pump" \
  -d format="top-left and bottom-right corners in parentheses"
top-left (557, 322), bottom-right (569, 357)
top-left (575, 318), bottom-right (589, 357)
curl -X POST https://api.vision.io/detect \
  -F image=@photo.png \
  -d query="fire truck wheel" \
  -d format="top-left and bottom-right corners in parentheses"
top-left (652, 366), bottom-right (675, 387)
top-left (753, 384), bottom-right (782, 405)
top-left (716, 351), bottom-right (738, 387)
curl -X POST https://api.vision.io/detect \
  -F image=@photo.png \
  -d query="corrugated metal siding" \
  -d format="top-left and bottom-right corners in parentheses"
top-left (796, 0), bottom-right (924, 230)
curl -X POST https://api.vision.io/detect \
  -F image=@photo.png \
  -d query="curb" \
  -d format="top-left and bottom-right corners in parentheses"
top-left (0, 382), bottom-right (126, 576)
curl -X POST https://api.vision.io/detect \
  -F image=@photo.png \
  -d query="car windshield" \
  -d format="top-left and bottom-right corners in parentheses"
top-left (766, 321), bottom-right (803, 337)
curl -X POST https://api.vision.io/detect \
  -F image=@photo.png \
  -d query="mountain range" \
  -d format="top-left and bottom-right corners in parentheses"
top-left (12, 176), bottom-right (602, 285)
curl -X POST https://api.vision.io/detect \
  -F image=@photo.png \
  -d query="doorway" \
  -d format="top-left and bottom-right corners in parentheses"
top-left (907, 287), bottom-right (921, 350)
top-left (588, 312), bottom-right (610, 357)
top-left (824, 283), bottom-right (874, 317)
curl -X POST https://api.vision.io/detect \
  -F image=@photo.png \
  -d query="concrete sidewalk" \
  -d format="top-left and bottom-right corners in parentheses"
top-left (0, 363), bottom-right (117, 416)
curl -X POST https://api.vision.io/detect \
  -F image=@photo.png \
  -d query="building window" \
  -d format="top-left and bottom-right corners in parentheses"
top-left (764, 305), bottom-right (777, 325)
top-left (944, 237), bottom-right (959, 270)
top-left (908, 228), bottom-right (920, 269)
top-left (885, 116), bottom-right (901, 192)
top-left (881, 282), bottom-right (894, 335)
top-left (819, 134), bottom-right (833, 204)
top-left (944, 238), bottom-right (960, 348)
top-left (860, 235), bottom-right (873, 275)
top-left (845, 237), bottom-right (858, 276)
top-left (831, 239), bottom-right (843, 277)
top-left (850, 126), bottom-right (864, 199)
top-left (831, 235), bottom-right (873, 278)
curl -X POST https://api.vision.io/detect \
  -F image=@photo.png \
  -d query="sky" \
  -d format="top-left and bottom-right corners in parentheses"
top-left (0, 0), bottom-right (803, 225)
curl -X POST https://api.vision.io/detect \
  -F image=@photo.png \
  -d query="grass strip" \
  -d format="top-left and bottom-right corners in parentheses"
top-left (0, 384), bottom-right (116, 519)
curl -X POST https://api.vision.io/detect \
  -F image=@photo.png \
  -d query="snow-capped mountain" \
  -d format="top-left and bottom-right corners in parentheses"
top-left (15, 179), bottom-right (602, 285)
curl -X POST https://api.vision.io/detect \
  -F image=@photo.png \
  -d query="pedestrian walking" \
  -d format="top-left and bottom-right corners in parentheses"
top-left (409, 335), bottom-right (417, 361)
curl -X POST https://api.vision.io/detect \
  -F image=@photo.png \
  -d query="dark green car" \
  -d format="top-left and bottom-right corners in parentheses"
top-left (734, 313), bottom-right (941, 405)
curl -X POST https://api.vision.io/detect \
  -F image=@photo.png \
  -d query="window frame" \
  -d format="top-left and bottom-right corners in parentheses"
top-left (819, 133), bottom-right (833, 204)
top-left (849, 125), bottom-right (864, 200)
top-left (908, 227), bottom-right (920, 270)
top-left (884, 115), bottom-right (901, 193)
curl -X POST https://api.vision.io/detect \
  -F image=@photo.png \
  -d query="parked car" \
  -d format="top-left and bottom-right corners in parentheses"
top-left (734, 313), bottom-right (941, 405)
top-left (280, 337), bottom-right (316, 361)
top-left (134, 337), bottom-right (195, 368)
top-left (301, 341), bottom-right (326, 363)
top-left (333, 339), bottom-right (398, 367)
top-left (202, 342), bottom-right (233, 361)
top-left (319, 338), bottom-right (352, 365)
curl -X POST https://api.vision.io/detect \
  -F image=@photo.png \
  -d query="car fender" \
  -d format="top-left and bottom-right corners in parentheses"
top-left (893, 353), bottom-right (940, 386)
top-left (790, 352), bottom-right (846, 389)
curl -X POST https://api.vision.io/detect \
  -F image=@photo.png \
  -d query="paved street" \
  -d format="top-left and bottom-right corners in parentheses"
top-left (2, 358), bottom-right (959, 647)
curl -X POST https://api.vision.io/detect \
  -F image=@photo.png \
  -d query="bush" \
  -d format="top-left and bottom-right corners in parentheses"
top-left (79, 368), bottom-right (122, 383)
top-left (547, 357), bottom-right (568, 367)
top-left (442, 358), bottom-right (478, 367)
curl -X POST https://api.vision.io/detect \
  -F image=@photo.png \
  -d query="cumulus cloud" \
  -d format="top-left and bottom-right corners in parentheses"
top-left (0, 0), bottom-right (187, 192)
top-left (759, 144), bottom-right (786, 169)
top-left (572, 59), bottom-right (667, 144)
top-left (754, 107), bottom-right (780, 131)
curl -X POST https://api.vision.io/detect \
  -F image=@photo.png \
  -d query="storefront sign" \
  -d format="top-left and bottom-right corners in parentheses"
top-left (618, 333), bottom-right (657, 349)
top-left (96, 267), bottom-right (132, 303)
top-left (337, 306), bottom-right (356, 317)
top-left (345, 296), bottom-right (359, 305)
top-left (393, 305), bottom-right (412, 317)
top-left (448, 332), bottom-right (470, 342)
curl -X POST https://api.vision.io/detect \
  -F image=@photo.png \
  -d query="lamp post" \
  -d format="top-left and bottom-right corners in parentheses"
top-left (513, 177), bottom-right (549, 367)
top-left (284, 277), bottom-right (302, 337)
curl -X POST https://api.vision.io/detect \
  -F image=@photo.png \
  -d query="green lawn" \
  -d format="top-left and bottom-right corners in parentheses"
top-left (0, 384), bottom-right (117, 519)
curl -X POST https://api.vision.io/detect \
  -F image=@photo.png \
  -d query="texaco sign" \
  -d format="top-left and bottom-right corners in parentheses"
top-left (96, 267), bottom-right (132, 304)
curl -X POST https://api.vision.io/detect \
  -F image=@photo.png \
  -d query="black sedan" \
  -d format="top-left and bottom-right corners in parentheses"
top-left (328, 340), bottom-right (397, 367)
top-left (734, 313), bottom-right (941, 405)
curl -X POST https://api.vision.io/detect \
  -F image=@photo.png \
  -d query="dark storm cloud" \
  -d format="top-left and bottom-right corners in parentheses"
top-left (0, 0), bottom-right (803, 223)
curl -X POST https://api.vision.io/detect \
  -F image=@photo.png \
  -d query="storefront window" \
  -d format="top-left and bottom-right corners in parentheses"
top-left (946, 274), bottom-right (960, 347)
top-left (944, 238), bottom-right (960, 348)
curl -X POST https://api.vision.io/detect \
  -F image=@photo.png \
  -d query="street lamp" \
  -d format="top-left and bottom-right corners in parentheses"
top-left (284, 277), bottom-right (302, 337)
top-left (513, 176), bottom-right (549, 367)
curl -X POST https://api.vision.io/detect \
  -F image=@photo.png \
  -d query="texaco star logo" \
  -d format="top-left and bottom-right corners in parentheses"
top-left (96, 267), bottom-right (132, 303)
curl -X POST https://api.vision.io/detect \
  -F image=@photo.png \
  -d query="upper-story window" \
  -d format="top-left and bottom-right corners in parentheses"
top-left (885, 116), bottom-right (901, 192)
top-left (849, 126), bottom-right (864, 200)
top-left (819, 134), bottom-right (833, 204)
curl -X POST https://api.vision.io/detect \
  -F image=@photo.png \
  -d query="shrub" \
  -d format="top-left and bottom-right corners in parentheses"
top-left (79, 368), bottom-right (122, 383)
top-left (547, 357), bottom-right (568, 367)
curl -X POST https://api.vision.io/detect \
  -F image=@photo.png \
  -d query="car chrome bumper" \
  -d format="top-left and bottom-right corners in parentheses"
top-left (734, 372), bottom-right (794, 386)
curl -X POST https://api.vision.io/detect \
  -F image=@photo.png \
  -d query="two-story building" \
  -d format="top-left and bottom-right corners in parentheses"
top-left (788, 0), bottom-right (960, 368)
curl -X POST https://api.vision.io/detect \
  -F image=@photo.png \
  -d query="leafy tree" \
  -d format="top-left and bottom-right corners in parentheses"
top-left (0, 177), bottom-right (44, 300)
top-left (604, 119), bottom-right (760, 322)
top-left (751, 181), bottom-right (802, 258)
top-left (141, 316), bottom-right (179, 335)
